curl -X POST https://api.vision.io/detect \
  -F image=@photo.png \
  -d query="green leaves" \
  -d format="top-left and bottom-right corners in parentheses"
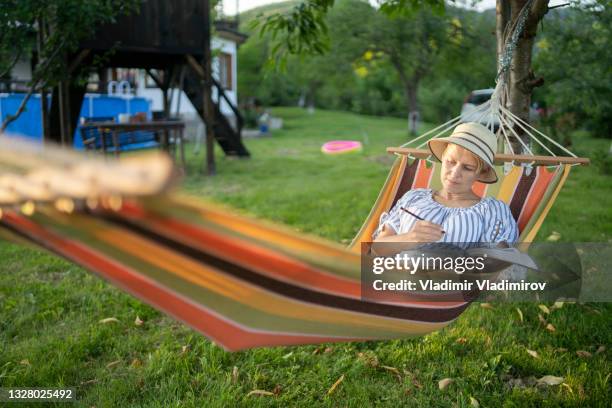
top-left (378, 0), bottom-right (447, 18)
top-left (533, 0), bottom-right (612, 136)
top-left (0, 0), bottom-right (140, 85)
top-left (253, 0), bottom-right (334, 67)
top-left (255, 0), bottom-right (452, 65)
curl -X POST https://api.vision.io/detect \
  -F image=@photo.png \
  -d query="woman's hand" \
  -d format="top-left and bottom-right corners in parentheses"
top-left (371, 220), bottom-right (444, 256)
top-left (399, 220), bottom-right (444, 242)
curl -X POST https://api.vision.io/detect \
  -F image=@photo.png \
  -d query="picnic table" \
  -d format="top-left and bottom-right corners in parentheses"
top-left (83, 120), bottom-right (186, 171)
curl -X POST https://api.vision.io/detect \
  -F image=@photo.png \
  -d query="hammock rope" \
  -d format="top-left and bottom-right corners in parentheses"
top-left (497, 0), bottom-right (535, 79)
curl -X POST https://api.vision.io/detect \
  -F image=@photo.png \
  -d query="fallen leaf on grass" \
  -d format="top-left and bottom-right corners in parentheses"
top-left (180, 345), bottom-right (190, 355)
top-left (438, 378), bottom-right (453, 390)
top-left (247, 390), bottom-right (274, 397)
top-left (327, 374), bottom-right (345, 395)
top-left (99, 317), bottom-right (119, 324)
top-left (106, 360), bottom-right (121, 369)
top-left (357, 352), bottom-right (379, 367)
top-left (595, 345), bottom-right (606, 354)
top-left (469, 396), bottom-right (480, 407)
top-left (272, 384), bottom-right (282, 396)
top-left (19, 359), bottom-right (30, 366)
top-left (130, 358), bottom-right (142, 368)
top-left (134, 316), bottom-right (143, 326)
top-left (455, 337), bottom-right (468, 344)
top-left (526, 349), bottom-right (539, 359)
top-left (537, 375), bottom-right (564, 386)
top-left (576, 350), bottom-right (592, 358)
top-left (381, 365), bottom-right (401, 381)
top-left (515, 307), bottom-right (523, 322)
top-left (546, 231), bottom-right (561, 242)
top-left (539, 304), bottom-right (551, 315)
top-left (231, 366), bottom-right (239, 384)
top-left (480, 303), bottom-right (494, 310)
top-left (546, 323), bottom-right (556, 332)
top-left (585, 306), bottom-right (602, 315)
top-left (552, 301), bottom-right (564, 310)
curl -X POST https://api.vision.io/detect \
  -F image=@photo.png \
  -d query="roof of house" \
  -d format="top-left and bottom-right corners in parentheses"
top-left (214, 20), bottom-right (248, 45)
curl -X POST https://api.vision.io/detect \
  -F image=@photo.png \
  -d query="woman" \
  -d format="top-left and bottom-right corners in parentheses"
top-left (373, 122), bottom-right (518, 252)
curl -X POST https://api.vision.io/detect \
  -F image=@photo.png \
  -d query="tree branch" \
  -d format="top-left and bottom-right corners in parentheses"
top-left (0, 50), bottom-right (22, 78)
top-left (547, 2), bottom-right (570, 11)
top-left (525, 0), bottom-right (550, 37)
top-left (0, 79), bottom-right (41, 132)
top-left (0, 39), bottom-right (65, 132)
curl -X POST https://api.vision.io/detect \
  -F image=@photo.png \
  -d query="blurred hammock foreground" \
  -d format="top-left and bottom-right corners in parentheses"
top-left (0, 135), bottom-right (479, 351)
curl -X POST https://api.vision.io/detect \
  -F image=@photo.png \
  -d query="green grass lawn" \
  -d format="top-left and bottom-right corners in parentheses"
top-left (1, 107), bottom-right (610, 407)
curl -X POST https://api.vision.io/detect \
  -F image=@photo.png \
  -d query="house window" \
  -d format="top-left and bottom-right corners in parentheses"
top-left (218, 52), bottom-right (233, 91)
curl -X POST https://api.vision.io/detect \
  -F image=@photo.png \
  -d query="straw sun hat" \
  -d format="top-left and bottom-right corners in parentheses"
top-left (428, 122), bottom-right (498, 184)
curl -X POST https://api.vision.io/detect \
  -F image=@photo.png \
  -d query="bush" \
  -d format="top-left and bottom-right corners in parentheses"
top-left (591, 149), bottom-right (612, 175)
top-left (419, 79), bottom-right (468, 123)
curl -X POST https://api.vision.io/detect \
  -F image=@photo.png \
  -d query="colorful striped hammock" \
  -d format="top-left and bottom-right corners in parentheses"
top-left (0, 136), bottom-right (583, 350)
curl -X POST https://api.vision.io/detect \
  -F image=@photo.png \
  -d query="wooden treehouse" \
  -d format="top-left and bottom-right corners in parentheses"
top-left (47, 0), bottom-right (249, 174)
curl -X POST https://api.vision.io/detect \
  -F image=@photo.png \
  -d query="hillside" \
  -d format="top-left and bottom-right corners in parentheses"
top-left (238, 0), bottom-right (301, 33)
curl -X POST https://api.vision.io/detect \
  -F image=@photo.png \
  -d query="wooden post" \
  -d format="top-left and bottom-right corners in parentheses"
top-left (98, 68), bottom-right (108, 93)
top-left (161, 66), bottom-right (176, 119)
top-left (202, 0), bottom-right (216, 175)
top-left (162, 86), bottom-right (170, 118)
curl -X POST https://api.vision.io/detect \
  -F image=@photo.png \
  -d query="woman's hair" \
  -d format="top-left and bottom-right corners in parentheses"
top-left (441, 144), bottom-right (486, 174)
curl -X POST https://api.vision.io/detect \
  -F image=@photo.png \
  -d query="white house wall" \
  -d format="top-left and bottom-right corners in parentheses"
top-left (135, 75), bottom-right (199, 118)
top-left (211, 36), bottom-right (238, 116)
top-left (135, 36), bottom-right (238, 119)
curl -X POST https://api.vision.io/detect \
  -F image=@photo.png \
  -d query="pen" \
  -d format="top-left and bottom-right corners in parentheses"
top-left (400, 207), bottom-right (445, 234)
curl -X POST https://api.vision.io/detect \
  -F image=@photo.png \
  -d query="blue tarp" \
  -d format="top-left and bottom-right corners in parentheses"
top-left (0, 94), bottom-right (48, 142)
top-left (0, 93), bottom-right (152, 148)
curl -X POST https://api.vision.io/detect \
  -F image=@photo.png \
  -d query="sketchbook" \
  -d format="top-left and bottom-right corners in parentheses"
top-left (397, 244), bottom-right (539, 273)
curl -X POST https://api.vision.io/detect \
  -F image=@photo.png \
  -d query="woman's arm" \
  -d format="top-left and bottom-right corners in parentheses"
top-left (371, 221), bottom-right (444, 256)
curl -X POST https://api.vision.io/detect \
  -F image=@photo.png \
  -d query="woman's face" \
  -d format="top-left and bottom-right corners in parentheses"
top-left (440, 144), bottom-right (482, 194)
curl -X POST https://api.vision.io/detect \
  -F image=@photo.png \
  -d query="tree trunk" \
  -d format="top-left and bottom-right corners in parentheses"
top-left (37, 17), bottom-right (50, 142)
top-left (388, 54), bottom-right (420, 136)
top-left (405, 80), bottom-right (419, 136)
top-left (49, 81), bottom-right (86, 145)
top-left (505, 0), bottom-right (549, 153)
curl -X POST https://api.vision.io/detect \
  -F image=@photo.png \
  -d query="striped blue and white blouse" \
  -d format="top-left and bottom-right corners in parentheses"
top-left (373, 188), bottom-right (519, 245)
